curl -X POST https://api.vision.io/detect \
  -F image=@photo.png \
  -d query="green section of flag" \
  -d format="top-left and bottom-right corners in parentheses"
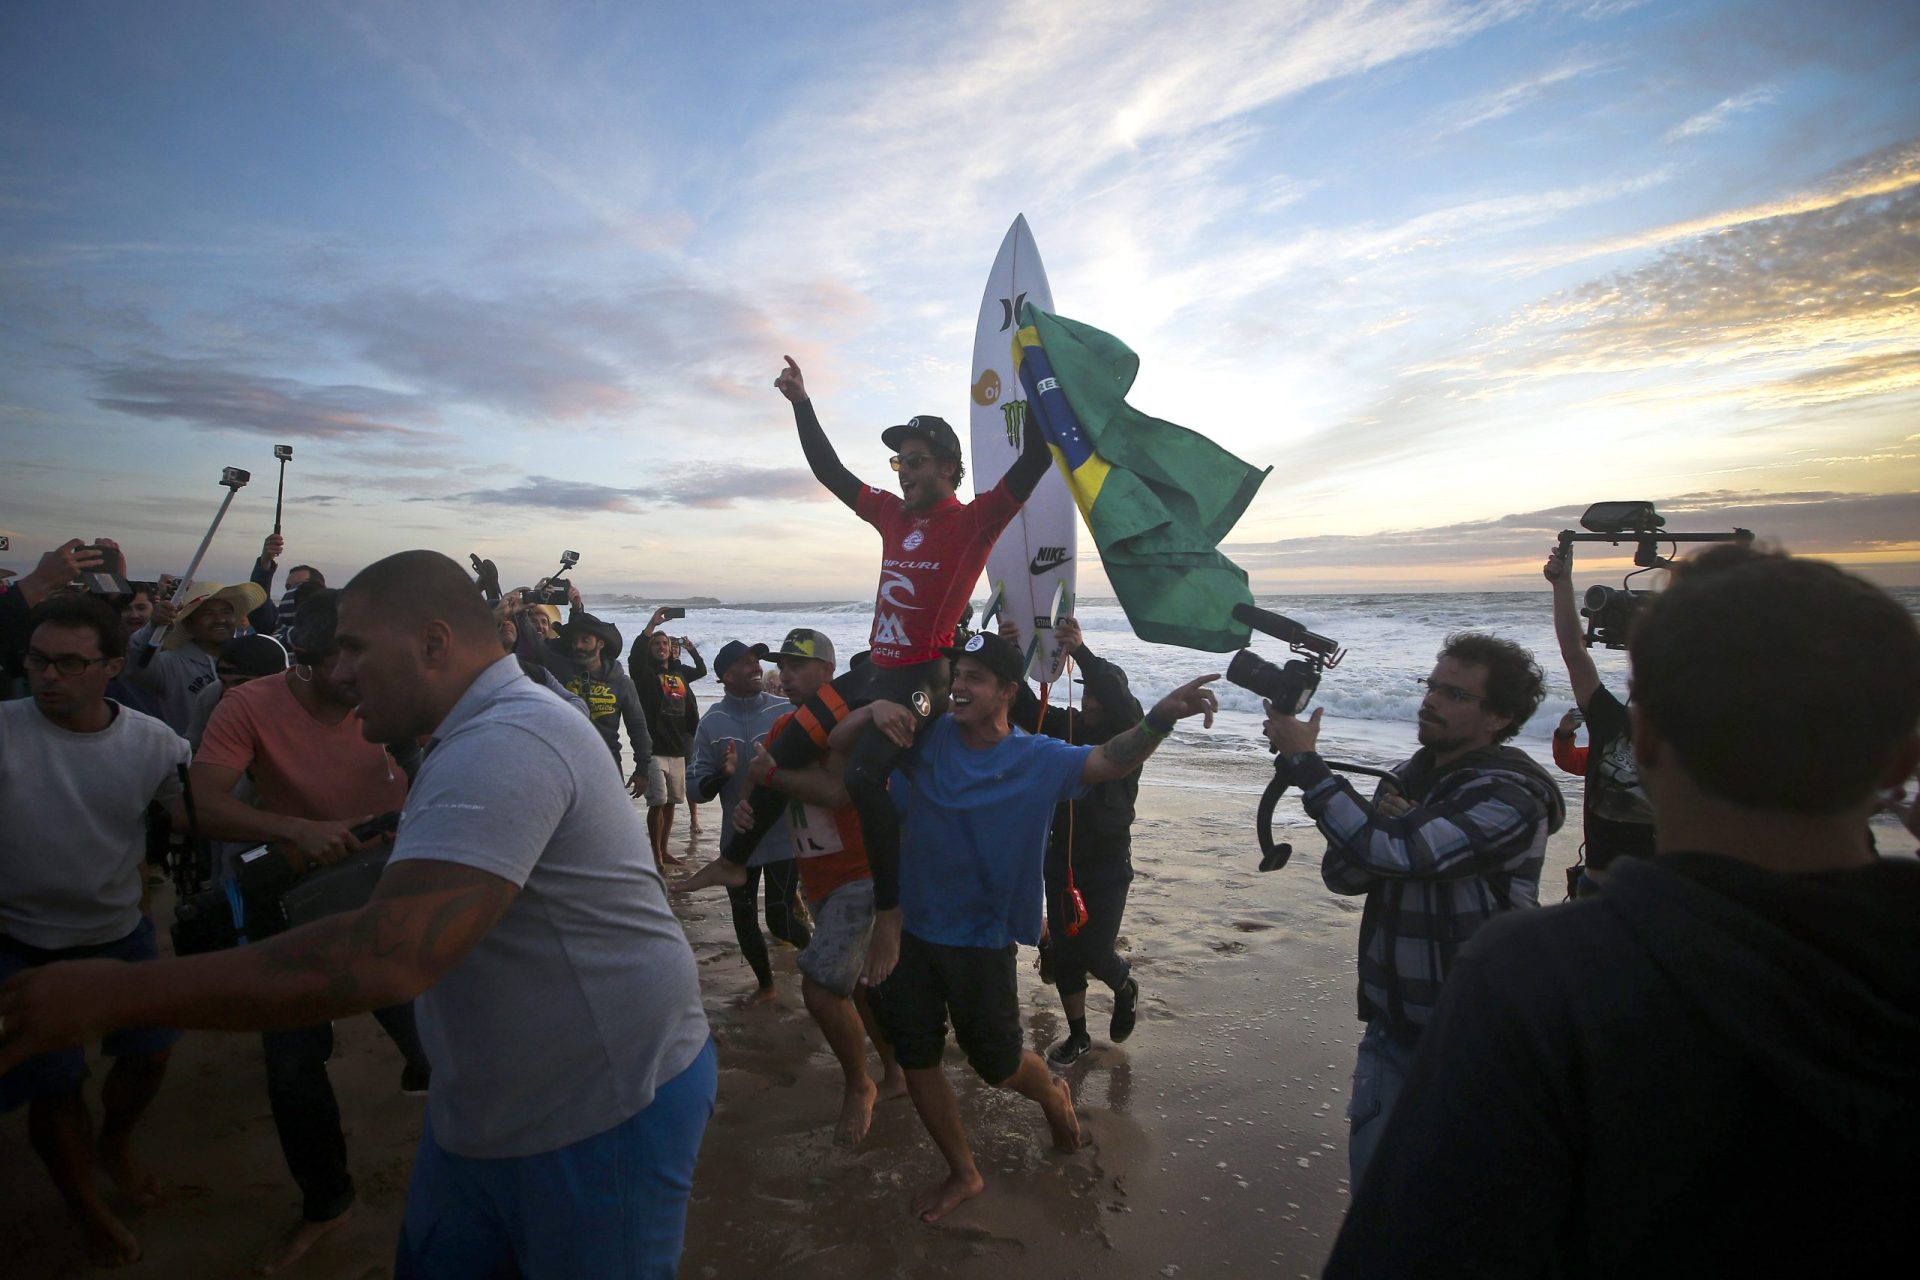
top-left (1027, 305), bottom-right (1270, 652)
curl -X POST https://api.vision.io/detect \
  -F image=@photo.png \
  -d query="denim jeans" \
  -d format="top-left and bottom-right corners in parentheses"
top-left (1346, 1019), bottom-right (1421, 1189)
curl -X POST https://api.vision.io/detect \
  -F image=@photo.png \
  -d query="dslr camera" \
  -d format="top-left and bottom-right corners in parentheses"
top-left (1558, 502), bottom-right (1752, 649)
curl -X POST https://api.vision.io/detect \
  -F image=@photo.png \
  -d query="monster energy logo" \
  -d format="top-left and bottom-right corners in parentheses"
top-left (1002, 398), bottom-right (1028, 448)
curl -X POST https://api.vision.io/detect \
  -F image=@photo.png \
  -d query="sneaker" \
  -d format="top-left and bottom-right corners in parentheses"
top-left (1109, 978), bottom-right (1139, 1044)
top-left (401, 1064), bottom-right (431, 1097)
top-left (1046, 1031), bottom-right (1092, 1067)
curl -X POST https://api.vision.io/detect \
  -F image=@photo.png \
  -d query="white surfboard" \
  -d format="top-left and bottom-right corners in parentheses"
top-left (969, 215), bottom-right (1077, 683)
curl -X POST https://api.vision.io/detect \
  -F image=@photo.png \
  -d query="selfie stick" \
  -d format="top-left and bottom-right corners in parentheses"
top-left (153, 467), bottom-right (252, 647)
top-left (273, 444), bottom-right (293, 536)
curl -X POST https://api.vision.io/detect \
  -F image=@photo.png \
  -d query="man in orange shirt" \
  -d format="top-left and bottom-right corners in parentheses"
top-left (187, 589), bottom-right (431, 1273)
top-left (750, 628), bottom-right (905, 1144)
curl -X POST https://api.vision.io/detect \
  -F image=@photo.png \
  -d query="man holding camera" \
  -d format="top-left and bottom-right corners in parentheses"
top-left (633, 607), bottom-right (702, 869)
top-left (0, 551), bottom-right (714, 1277)
top-left (189, 588), bottom-right (432, 1273)
top-left (1326, 547), bottom-right (1920, 1278)
top-left (1, 594), bottom-right (190, 1267)
top-left (1543, 542), bottom-right (1656, 892)
top-left (1265, 632), bottom-right (1561, 1188)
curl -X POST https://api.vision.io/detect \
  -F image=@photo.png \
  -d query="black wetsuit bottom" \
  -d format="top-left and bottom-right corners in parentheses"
top-left (719, 657), bottom-right (950, 912)
top-left (729, 859), bottom-right (810, 990)
top-left (1044, 856), bottom-right (1133, 996)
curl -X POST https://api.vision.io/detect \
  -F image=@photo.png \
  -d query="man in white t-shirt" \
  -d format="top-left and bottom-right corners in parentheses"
top-left (0, 594), bottom-right (190, 1268)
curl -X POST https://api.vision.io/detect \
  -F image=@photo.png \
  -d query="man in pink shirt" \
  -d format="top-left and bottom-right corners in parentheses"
top-left (189, 589), bottom-right (430, 1274)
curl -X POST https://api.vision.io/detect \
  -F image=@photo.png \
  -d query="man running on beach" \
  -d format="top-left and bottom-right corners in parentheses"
top-left (759, 630), bottom-right (1219, 1220)
top-left (681, 355), bottom-right (1053, 974)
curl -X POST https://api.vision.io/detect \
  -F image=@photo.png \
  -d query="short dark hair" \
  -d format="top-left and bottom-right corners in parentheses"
top-left (343, 551), bottom-right (497, 644)
top-left (29, 594), bottom-right (126, 660)
top-left (285, 588), bottom-right (341, 659)
top-left (1438, 631), bottom-right (1544, 743)
top-left (941, 452), bottom-right (967, 491)
top-left (1630, 545), bottom-right (1920, 813)
top-left (288, 564), bottom-right (325, 586)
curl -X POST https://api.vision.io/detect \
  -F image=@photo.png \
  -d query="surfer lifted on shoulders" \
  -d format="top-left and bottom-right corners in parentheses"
top-left (681, 355), bottom-right (1052, 982)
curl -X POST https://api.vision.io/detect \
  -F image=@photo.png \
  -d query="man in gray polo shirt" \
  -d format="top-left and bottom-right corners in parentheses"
top-left (0, 551), bottom-right (713, 1279)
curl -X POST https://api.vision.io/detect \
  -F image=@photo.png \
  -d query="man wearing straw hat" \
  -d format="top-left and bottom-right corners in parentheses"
top-left (124, 581), bottom-right (266, 745)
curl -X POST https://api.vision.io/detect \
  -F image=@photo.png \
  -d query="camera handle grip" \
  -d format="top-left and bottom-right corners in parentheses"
top-left (1256, 757), bottom-right (1296, 872)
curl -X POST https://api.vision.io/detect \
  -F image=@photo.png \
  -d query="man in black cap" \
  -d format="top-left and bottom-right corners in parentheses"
top-left (557, 610), bottom-right (651, 791)
top-left (681, 355), bottom-right (1053, 982)
top-left (754, 629), bottom-right (1220, 1221)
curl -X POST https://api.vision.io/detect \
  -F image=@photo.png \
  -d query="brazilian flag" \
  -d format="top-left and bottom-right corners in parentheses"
top-left (1013, 304), bottom-right (1270, 652)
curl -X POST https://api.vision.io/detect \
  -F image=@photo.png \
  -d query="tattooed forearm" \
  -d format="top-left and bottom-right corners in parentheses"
top-left (1096, 725), bottom-right (1159, 774)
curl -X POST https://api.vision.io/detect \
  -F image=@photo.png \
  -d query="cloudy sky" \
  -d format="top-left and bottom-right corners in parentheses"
top-left (3, 0), bottom-right (1917, 600)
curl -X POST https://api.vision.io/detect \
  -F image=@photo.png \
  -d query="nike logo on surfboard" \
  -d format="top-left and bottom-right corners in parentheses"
top-left (1029, 548), bottom-right (1072, 575)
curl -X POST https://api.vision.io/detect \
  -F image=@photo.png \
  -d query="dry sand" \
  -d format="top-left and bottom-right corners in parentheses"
top-left (2, 768), bottom-right (1589, 1278)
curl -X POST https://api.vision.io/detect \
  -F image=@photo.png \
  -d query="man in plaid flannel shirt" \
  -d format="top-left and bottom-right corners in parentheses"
top-left (1264, 631), bottom-right (1564, 1187)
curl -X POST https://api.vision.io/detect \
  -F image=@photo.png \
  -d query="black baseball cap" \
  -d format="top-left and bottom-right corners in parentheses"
top-left (219, 633), bottom-right (289, 678)
top-left (713, 639), bottom-right (770, 675)
top-left (881, 415), bottom-right (962, 460)
top-left (941, 630), bottom-right (1025, 683)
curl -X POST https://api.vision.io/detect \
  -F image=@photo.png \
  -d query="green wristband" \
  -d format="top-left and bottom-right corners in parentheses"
top-left (1142, 711), bottom-right (1175, 738)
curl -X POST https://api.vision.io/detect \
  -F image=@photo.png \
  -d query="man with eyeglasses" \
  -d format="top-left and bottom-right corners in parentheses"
top-left (0, 595), bottom-right (190, 1267)
top-left (682, 355), bottom-right (1052, 988)
top-left (1263, 631), bottom-right (1564, 1188)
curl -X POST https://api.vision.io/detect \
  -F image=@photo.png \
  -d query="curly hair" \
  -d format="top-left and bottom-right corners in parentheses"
top-left (1437, 631), bottom-right (1545, 743)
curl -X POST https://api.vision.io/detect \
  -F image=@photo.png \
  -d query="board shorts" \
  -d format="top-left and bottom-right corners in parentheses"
top-left (0, 917), bottom-right (183, 1111)
top-left (869, 930), bottom-right (1022, 1085)
top-left (647, 754), bottom-right (687, 806)
top-left (797, 878), bottom-right (876, 998)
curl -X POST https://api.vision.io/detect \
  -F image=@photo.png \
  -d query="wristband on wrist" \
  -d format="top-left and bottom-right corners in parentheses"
top-left (1142, 710), bottom-right (1175, 738)
top-left (763, 763), bottom-right (779, 787)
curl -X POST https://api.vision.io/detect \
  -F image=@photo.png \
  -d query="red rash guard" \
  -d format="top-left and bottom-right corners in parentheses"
top-left (855, 483), bottom-right (1020, 667)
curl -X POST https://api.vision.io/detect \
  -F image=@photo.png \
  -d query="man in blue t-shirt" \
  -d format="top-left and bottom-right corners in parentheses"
top-left (760, 629), bottom-right (1218, 1223)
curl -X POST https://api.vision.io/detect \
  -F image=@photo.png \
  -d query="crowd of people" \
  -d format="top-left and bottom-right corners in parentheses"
top-left (1, 353), bottom-right (1916, 1277)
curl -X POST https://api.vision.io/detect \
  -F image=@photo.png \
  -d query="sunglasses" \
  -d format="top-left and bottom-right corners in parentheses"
top-left (889, 452), bottom-right (940, 472)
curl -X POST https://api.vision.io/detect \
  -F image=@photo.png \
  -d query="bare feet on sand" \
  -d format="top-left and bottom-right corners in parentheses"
top-left (675, 857), bottom-right (747, 893)
top-left (836, 1076), bottom-right (879, 1146)
top-left (256, 1209), bottom-right (351, 1275)
top-left (735, 985), bottom-right (778, 1008)
top-left (877, 1066), bottom-right (909, 1102)
top-left (1044, 1075), bottom-right (1082, 1152)
top-left (913, 1168), bottom-right (986, 1223)
top-left (660, 849), bottom-right (686, 866)
top-left (99, 1137), bottom-right (163, 1208)
top-left (78, 1206), bottom-right (142, 1268)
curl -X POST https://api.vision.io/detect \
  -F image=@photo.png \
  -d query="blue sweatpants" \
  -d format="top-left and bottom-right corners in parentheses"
top-left (395, 1038), bottom-right (716, 1280)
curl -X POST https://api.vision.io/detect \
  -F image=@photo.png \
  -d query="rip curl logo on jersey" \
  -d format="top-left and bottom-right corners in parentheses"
top-left (879, 569), bottom-right (921, 611)
top-left (902, 530), bottom-right (925, 552)
top-left (912, 691), bottom-right (932, 717)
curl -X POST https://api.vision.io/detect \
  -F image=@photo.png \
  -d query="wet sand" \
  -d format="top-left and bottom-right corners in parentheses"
top-left (2, 762), bottom-right (1589, 1278)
